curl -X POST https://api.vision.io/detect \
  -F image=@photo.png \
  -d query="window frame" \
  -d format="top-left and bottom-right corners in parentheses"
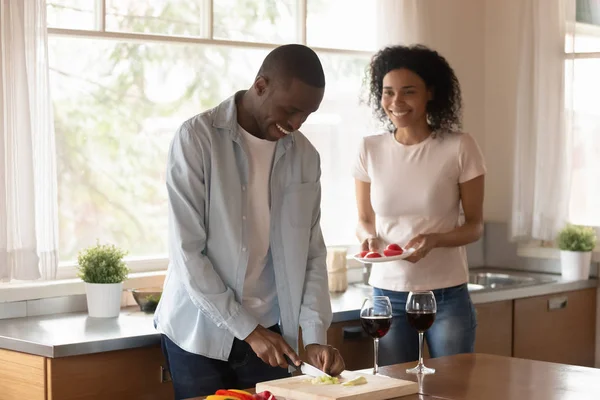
top-left (47, 0), bottom-right (373, 278)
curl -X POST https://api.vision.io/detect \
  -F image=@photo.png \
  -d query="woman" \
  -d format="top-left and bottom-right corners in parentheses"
top-left (353, 44), bottom-right (486, 365)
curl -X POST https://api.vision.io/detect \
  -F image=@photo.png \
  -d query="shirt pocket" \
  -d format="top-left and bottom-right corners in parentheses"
top-left (283, 182), bottom-right (318, 229)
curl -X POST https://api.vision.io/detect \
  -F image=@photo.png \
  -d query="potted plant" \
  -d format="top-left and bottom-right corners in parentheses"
top-left (557, 224), bottom-right (597, 280)
top-left (77, 241), bottom-right (130, 318)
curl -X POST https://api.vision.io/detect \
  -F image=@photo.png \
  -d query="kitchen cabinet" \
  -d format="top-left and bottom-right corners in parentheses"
top-left (474, 300), bottom-right (513, 357)
top-left (326, 320), bottom-right (374, 371)
top-left (316, 289), bottom-right (595, 369)
top-left (0, 348), bottom-right (45, 400)
top-left (0, 345), bottom-right (173, 400)
top-left (513, 287), bottom-right (596, 367)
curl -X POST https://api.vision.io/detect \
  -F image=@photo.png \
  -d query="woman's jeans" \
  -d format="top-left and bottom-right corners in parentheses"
top-left (373, 283), bottom-right (477, 365)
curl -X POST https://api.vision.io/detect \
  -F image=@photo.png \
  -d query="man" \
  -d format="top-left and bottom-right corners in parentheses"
top-left (154, 44), bottom-right (345, 399)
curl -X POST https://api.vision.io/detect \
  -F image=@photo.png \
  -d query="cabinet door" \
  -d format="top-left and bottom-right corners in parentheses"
top-left (47, 345), bottom-right (174, 400)
top-left (513, 288), bottom-right (596, 367)
top-left (474, 300), bottom-right (513, 356)
top-left (326, 320), bottom-right (374, 371)
top-left (0, 349), bottom-right (45, 400)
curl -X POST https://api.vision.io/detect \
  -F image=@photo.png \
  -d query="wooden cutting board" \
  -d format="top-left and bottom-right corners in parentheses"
top-left (255, 370), bottom-right (418, 400)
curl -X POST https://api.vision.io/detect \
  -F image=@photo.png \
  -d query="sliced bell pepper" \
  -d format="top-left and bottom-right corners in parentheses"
top-left (227, 389), bottom-right (254, 399)
top-left (214, 389), bottom-right (254, 400)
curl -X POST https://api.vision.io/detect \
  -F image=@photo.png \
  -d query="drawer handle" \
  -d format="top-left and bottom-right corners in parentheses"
top-left (548, 296), bottom-right (568, 311)
top-left (343, 326), bottom-right (366, 340)
top-left (160, 365), bottom-right (172, 383)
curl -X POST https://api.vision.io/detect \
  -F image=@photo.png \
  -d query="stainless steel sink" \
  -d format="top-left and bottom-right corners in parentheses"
top-left (467, 283), bottom-right (486, 291)
top-left (350, 271), bottom-right (557, 294)
top-left (468, 271), bottom-right (556, 289)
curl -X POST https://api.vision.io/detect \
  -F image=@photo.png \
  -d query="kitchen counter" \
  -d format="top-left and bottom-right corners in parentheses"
top-left (330, 267), bottom-right (598, 322)
top-left (0, 267), bottom-right (596, 358)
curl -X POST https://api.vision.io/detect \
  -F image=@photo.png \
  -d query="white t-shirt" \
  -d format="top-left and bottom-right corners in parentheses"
top-left (353, 131), bottom-right (486, 292)
top-left (238, 125), bottom-right (280, 327)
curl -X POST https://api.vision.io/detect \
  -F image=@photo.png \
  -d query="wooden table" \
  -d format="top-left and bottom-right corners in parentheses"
top-left (190, 353), bottom-right (600, 399)
top-left (389, 353), bottom-right (600, 399)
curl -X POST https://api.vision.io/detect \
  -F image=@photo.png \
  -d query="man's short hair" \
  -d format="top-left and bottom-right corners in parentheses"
top-left (257, 44), bottom-right (325, 88)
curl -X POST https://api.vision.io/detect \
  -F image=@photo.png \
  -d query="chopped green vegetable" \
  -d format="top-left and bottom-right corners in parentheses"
top-left (341, 376), bottom-right (368, 386)
top-left (310, 376), bottom-right (340, 385)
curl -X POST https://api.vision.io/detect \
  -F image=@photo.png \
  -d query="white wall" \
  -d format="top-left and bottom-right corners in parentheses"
top-left (483, 0), bottom-right (522, 223)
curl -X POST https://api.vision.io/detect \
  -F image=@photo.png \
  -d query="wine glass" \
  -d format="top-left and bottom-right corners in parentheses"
top-left (405, 290), bottom-right (437, 375)
top-left (360, 295), bottom-right (393, 375)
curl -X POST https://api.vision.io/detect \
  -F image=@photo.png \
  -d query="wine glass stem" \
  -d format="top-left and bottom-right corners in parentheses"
top-left (373, 338), bottom-right (379, 375)
top-left (418, 331), bottom-right (424, 368)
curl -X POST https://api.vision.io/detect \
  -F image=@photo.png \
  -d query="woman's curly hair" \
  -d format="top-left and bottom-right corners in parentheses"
top-left (364, 44), bottom-right (463, 134)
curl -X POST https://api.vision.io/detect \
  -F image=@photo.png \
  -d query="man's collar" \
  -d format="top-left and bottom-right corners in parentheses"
top-left (212, 90), bottom-right (295, 147)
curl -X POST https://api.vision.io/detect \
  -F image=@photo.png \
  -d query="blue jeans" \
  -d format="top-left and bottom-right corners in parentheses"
top-left (373, 283), bottom-right (477, 365)
top-left (161, 325), bottom-right (290, 400)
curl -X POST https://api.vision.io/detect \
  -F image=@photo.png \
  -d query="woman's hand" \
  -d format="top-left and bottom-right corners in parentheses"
top-left (404, 234), bottom-right (439, 263)
top-left (361, 237), bottom-right (382, 253)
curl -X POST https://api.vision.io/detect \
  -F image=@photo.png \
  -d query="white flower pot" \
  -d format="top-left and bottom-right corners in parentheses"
top-left (85, 282), bottom-right (123, 318)
top-left (560, 250), bottom-right (592, 281)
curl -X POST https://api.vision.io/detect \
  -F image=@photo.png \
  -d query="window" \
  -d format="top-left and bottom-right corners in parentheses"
top-left (47, 0), bottom-right (376, 266)
top-left (566, 0), bottom-right (600, 227)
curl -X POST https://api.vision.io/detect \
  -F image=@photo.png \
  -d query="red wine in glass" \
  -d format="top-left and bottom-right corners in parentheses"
top-left (405, 291), bottom-right (437, 375)
top-left (360, 315), bottom-right (392, 339)
top-left (406, 311), bottom-right (435, 332)
top-left (360, 296), bottom-right (393, 375)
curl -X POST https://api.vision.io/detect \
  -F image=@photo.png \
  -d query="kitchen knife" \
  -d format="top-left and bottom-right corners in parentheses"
top-left (301, 361), bottom-right (332, 378)
top-left (284, 354), bottom-right (332, 378)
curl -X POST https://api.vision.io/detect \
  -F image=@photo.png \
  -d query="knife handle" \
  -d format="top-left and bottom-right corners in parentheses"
top-left (284, 353), bottom-right (299, 370)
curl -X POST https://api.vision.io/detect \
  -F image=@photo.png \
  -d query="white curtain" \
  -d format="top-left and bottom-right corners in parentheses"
top-left (510, 0), bottom-right (575, 241)
top-left (376, 0), bottom-right (429, 47)
top-left (375, 0), bottom-right (479, 49)
top-left (0, 0), bottom-right (59, 281)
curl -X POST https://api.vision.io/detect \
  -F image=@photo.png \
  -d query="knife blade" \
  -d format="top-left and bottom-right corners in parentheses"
top-left (300, 362), bottom-right (332, 378)
top-left (284, 354), bottom-right (331, 378)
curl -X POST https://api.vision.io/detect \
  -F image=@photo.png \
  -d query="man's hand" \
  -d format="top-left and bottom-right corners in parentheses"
top-left (244, 325), bottom-right (301, 369)
top-left (304, 344), bottom-right (345, 377)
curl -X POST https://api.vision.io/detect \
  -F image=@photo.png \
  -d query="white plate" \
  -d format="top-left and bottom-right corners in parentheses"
top-left (352, 248), bottom-right (416, 263)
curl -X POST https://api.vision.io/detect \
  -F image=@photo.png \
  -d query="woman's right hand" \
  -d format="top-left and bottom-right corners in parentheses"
top-left (361, 237), bottom-right (382, 253)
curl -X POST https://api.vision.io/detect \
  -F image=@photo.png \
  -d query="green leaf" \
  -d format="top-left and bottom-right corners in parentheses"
top-left (556, 224), bottom-right (597, 252)
top-left (76, 240), bottom-right (130, 284)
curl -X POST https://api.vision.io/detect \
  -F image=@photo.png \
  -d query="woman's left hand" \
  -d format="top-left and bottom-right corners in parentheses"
top-left (404, 234), bottom-right (439, 263)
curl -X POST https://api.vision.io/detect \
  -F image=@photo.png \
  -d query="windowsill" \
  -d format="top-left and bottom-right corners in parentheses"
top-left (517, 243), bottom-right (600, 262)
top-left (0, 271), bottom-right (166, 303)
top-left (0, 246), bottom-right (363, 304)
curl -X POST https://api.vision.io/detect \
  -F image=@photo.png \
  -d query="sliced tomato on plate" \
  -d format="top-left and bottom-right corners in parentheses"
top-left (383, 249), bottom-right (404, 257)
top-left (385, 243), bottom-right (404, 252)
